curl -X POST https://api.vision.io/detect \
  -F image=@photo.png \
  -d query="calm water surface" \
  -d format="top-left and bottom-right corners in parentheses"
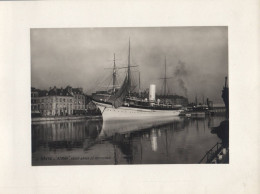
top-left (32, 116), bottom-right (225, 165)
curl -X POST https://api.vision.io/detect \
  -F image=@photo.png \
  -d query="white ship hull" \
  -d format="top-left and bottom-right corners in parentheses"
top-left (93, 101), bottom-right (181, 120)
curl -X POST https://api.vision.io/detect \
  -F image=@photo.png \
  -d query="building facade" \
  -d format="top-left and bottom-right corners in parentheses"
top-left (31, 86), bottom-right (89, 117)
top-left (72, 88), bottom-right (85, 115)
top-left (31, 87), bottom-right (74, 116)
top-left (38, 87), bottom-right (74, 116)
top-left (31, 87), bottom-right (41, 117)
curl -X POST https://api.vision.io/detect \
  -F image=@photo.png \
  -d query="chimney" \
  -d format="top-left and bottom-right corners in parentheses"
top-left (66, 86), bottom-right (72, 93)
top-left (149, 84), bottom-right (156, 103)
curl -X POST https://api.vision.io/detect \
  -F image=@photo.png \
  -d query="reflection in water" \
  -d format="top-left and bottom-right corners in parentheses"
top-left (32, 116), bottom-right (225, 165)
top-left (32, 119), bottom-right (103, 153)
top-left (211, 120), bottom-right (229, 148)
top-left (150, 129), bottom-right (158, 152)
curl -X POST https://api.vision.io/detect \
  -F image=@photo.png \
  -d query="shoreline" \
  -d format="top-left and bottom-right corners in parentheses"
top-left (32, 115), bottom-right (102, 123)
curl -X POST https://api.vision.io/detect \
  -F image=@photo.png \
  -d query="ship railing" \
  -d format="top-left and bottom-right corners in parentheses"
top-left (198, 142), bottom-right (223, 164)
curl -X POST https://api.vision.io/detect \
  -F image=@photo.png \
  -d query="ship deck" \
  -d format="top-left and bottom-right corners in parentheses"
top-left (92, 99), bottom-right (182, 111)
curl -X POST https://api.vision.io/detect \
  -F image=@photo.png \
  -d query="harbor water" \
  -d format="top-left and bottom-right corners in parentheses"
top-left (32, 116), bottom-right (226, 165)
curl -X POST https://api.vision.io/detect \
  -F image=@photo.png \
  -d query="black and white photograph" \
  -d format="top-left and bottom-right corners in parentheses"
top-left (31, 27), bottom-right (229, 165)
top-left (1, 1), bottom-right (260, 193)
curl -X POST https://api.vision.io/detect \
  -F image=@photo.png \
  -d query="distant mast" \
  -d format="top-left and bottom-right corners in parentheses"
top-left (164, 57), bottom-right (167, 96)
top-left (139, 71), bottom-right (141, 96)
top-left (112, 53), bottom-right (117, 94)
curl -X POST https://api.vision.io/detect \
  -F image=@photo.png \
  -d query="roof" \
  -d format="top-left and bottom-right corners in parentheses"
top-left (72, 88), bottom-right (83, 95)
top-left (31, 87), bottom-right (43, 93)
top-left (32, 86), bottom-right (85, 97)
top-left (48, 87), bottom-right (73, 97)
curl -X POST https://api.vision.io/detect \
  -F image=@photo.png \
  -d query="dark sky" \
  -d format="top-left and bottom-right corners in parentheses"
top-left (31, 27), bottom-right (228, 103)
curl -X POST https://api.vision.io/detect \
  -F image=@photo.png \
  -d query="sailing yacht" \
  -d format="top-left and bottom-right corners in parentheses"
top-left (92, 40), bottom-right (182, 120)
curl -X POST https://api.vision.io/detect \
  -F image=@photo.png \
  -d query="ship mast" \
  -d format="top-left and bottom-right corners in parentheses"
top-left (128, 38), bottom-right (131, 92)
top-left (160, 56), bottom-right (172, 97)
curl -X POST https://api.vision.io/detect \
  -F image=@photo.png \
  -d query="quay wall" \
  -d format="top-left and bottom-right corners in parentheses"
top-left (32, 115), bottom-right (102, 123)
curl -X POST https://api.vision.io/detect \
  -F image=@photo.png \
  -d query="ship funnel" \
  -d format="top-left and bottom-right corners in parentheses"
top-left (149, 84), bottom-right (156, 102)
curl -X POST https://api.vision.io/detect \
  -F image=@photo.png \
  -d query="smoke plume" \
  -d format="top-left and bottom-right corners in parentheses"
top-left (178, 78), bottom-right (188, 97)
top-left (174, 60), bottom-right (189, 97)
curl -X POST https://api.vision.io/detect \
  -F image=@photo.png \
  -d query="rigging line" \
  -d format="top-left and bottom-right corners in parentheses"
top-left (105, 63), bottom-right (138, 67)
top-left (106, 59), bottom-right (122, 62)
top-left (166, 82), bottom-right (170, 95)
top-left (96, 75), bottom-right (108, 87)
top-left (101, 107), bottom-right (107, 114)
top-left (99, 74), bottom-right (112, 86)
top-left (106, 76), bottom-right (113, 91)
top-left (130, 85), bottom-right (137, 93)
top-left (88, 72), bottom-right (108, 91)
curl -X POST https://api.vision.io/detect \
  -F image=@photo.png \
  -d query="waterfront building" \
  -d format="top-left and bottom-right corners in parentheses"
top-left (31, 86), bottom-right (89, 117)
top-left (71, 87), bottom-right (85, 115)
top-left (31, 87), bottom-right (41, 117)
top-left (35, 86), bottom-right (74, 116)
